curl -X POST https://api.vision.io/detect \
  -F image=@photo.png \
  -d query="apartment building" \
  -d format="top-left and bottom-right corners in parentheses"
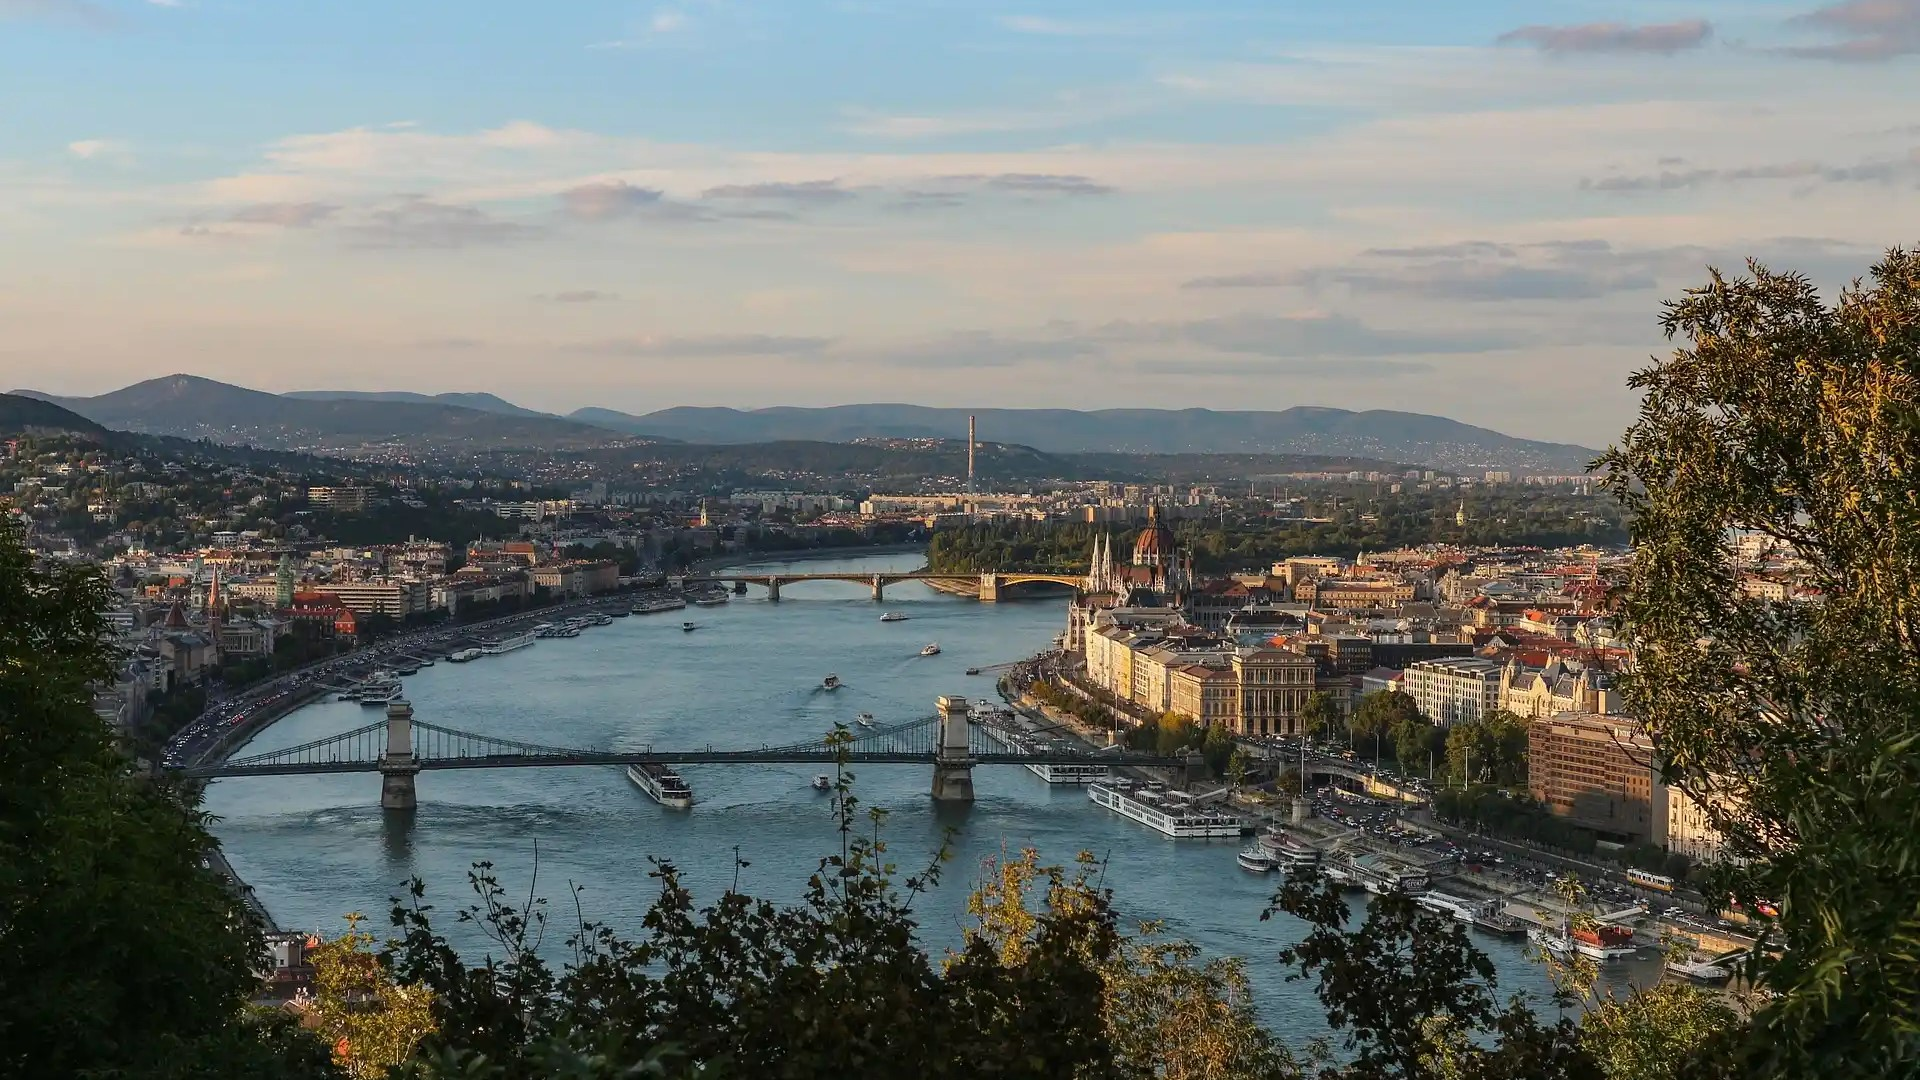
top-left (1527, 712), bottom-right (1659, 844)
top-left (1402, 656), bottom-right (1505, 727)
top-left (306, 579), bottom-right (429, 618)
top-left (307, 486), bottom-right (373, 512)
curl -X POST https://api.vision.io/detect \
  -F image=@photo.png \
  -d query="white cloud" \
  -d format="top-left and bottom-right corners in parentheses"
top-left (650, 8), bottom-right (686, 33)
top-left (67, 139), bottom-right (126, 160)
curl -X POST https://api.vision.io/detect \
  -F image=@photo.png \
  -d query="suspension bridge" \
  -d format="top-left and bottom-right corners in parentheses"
top-left (173, 696), bottom-right (1192, 807)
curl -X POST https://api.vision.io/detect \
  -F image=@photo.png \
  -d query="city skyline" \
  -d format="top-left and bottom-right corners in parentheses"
top-left (5, 0), bottom-right (1919, 445)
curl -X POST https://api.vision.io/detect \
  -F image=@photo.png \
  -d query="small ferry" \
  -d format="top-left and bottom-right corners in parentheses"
top-left (589, 613), bottom-right (614, 626)
top-left (1668, 948), bottom-right (1744, 984)
top-left (1258, 830), bottom-right (1323, 870)
top-left (879, 612), bottom-right (908, 622)
top-left (920, 642), bottom-right (941, 656)
top-left (856, 713), bottom-right (875, 727)
top-left (447, 648), bottom-right (481, 663)
top-left (691, 595), bottom-right (728, 607)
top-left (479, 630), bottom-right (536, 655)
top-left (965, 667), bottom-right (981, 675)
top-left (359, 686), bottom-right (401, 708)
top-left (682, 622), bottom-right (697, 633)
top-left (811, 775), bottom-right (833, 791)
top-left (1087, 781), bottom-right (1244, 838)
top-left (1237, 848), bottom-right (1277, 873)
top-left (821, 674), bottom-right (841, 691)
top-left (626, 763), bottom-right (693, 810)
top-left (1347, 853), bottom-right (1431, 895)
top-left (535, 625), bottom-right (579, 638)
top-left (1530, 922), bottom-right (1639, 961)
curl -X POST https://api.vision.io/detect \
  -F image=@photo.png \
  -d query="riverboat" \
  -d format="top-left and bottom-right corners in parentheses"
top-left (1530, 922), bottom-right (1639, 961)
top-left (1258, 830), bottom-right (1323, 870)
top-left (1087, 781), bottom-right (1244, 838)
top-left (879, 612), bottom-right (908, 622)
top-left (479, 630), bottom-right (536, 655)
top-left (626, 763), bottom-right (693, 810)
top-left (1346, 853), bottom-right (1431, 895)
top-left (691, 595), bottom-right (728, 607)
top-left (1237, 848), bottom-right (1277, 873)
top-left (1025, 761), bottom-right (1109, 784)
top-left (682, 622), bottom-right (697, 632)
top-left (920, 642), bottom-right (941, 656)
top-left (811, 775), bottom-right (833, 791)
top-left (856, 713), bottom-right (875, 727)
top-left (589, 613), bottom-right (614, 626)
top-left (447, 648), bottom-right (481, 663)
top-left (822, 674), bottom-right (841, 691)
top-left (1667, 948), bottom-right (1744, 984)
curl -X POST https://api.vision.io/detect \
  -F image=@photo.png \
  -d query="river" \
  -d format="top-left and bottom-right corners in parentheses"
top-left (205, 552), bottom-right (1650, 1042)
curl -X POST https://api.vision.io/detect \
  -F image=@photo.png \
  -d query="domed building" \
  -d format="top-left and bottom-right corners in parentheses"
top-left (1069, 506), bottom-right (1192, 653)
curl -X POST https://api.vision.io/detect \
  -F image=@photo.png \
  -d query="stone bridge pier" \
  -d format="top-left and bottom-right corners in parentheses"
top-left (930, 695), bottom-right (975, 802)
top-left (871, 574), bottom-right (885, 602)
top-left (978, 573), bottom-right (1000, 603)
top-left (379, 698), bottom-right (420, 810)
top-left (764, 578), bottom-right (781, 602)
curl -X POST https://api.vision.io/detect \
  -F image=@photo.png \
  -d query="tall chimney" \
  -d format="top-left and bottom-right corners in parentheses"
top-left (967, 414), bottom-right (976, 494)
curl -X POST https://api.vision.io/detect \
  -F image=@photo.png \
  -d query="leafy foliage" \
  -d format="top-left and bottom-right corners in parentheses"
top-left (1443, 709), bottom-right (1530, 787)
top-left (0, 520), bottom-right (338, 1079)
top-left (1599, 248), bottom-right (1920, 1075)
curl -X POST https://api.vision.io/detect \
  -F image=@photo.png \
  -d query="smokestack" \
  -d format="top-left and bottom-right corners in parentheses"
top-left (967, 414), bottom-right (976, 494)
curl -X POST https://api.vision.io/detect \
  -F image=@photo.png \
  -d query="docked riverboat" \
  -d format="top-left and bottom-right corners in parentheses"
top-left (626, 763), bottom-right (693, 810)
top-left (446, 648), bottom-right (481, 663)
top-left (1237, 848), bottom-right (1277, 873)
top-left (479, 630), bottom-right (536, 655)
top-left (1087, 781), bottom-right (1244, 838)
top-left (1667, 948), bottom-right (1744, 984)
top-left (1258, 830), bottom-right (1323, 871)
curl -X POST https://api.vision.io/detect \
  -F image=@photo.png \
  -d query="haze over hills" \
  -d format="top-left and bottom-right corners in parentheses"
top-left (573, 404), bottom-right (1598, 474)
top-left (13, 376), bottom-right (628, 452)
top-left (13, 376), bottom-right (1597, 471)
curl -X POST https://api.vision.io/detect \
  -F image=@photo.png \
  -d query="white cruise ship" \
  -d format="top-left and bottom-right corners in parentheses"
top-left (626, 763), bottom-right (693, 809)
top-left (479, 630), bottom-right (536, 655)
top-left (1026, 762), bottom-right (1110, 784)
top-left (1088, 781), bottom-right (1243, 838)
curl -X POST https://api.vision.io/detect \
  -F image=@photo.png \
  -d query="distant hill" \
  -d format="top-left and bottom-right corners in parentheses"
top-left (283, 389), bottom-right (553, 419)
top-left (570, 404), bottom-right (1597, 473)
top-left (13, 376), bottom-right (625, 451)
top-left (0, 393), bottom-right (110, 438)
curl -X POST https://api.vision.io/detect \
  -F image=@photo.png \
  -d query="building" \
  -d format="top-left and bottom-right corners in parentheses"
top-left (306, 579), bottom-right (429, 619)
top-left (1230, 648), bottom-right (1320, 736)
top-left (1500, 658), bottom-right (1618, 719)
top-left (1402, 656), bottom-right (1505, 727)
top-left (1294, 577), bottom-right (1416, 610)
top-left (1664, 782), bottom-right (1735, 863)
top-left (307, 486), bottom-right (373, 512)
top-left (530, 560), bottom-right (619, 598)
top-left (1527, 712), bottom-right (1658, 844)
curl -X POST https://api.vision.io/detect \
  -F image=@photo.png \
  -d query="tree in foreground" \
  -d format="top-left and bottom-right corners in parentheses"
top-left (0, 521), bottom-right (337, 1078)
top-left (1600, 247), bottom-right (1920, 1075)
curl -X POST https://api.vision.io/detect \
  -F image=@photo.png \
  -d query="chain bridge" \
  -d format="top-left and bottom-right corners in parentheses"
top-left (175, 696), bottom-right (1188, 808)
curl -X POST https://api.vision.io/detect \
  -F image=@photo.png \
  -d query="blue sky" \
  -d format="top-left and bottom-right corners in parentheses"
top-left (3, 0), bottom-right (1917, 444)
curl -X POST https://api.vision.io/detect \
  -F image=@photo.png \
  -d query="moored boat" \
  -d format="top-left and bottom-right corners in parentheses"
top-left (479, 630), bottom-right (536, 655)
top-left (1088, 781), bottom-right (1243, 838)
top-left (1237, 848), bottom-right (1277, 873)
top-left (447, 648), bottom-right (481, 663)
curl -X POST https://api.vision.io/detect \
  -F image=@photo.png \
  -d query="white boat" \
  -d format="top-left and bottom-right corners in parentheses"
top-left (1345, 853), bottom-right (1431, 895)
top-left (590, 613), bottom-right (614, 626)
top-left (359, 687), bottom-right (400, 708)
top-left (1530, 923), bottom-right (1639, 961)
top-left (920, 642), bottom-right (941, 656)
top-left (822, 674), bottom-right (840, 691)
top-left (1087, 781), bottom-right (1243, 838)
top-left (811, 775), bottom-right (833, 791)
top-left (1668, 949), bottom-right (1744, 984)
top-left (1237, 848), bottom-right (1277, 873)
top-left (626, 763), bottom-right (693, 809)
top-left (691, 595), bottom-right (728, 607)
top-left (682, 622), bottom-right (697, 632)
top-left (479, 630), bottom-right (535, 655)
top-left (446, 648), bottom-right (481, 663)
top-left (1258, 830), bottom-right (1323, 870)
top-left (1025, 762), bottom-right (1110, 784)
top-left (856, 713), bottom-right (875, 727)
top-left (879, 612), bottom-right (908, 622)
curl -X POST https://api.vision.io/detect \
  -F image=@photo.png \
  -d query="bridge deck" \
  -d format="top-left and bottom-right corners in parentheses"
top-left (186, 749), bottom-right (1171, 779)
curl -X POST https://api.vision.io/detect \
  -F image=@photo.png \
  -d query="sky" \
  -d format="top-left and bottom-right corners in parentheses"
top-left (2, 0), bottom-right (1917, 446)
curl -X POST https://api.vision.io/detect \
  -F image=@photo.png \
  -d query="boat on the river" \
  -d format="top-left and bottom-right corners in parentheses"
top-left (447, 648), bottom-right (481, 663)
top-left (626, 763), bottom-right (693, 810)
top-left (1088, 780), bottom-right (1243, 839)
top-left (856, 713), bottom-right (875, 727)
top-left (1668, 948), bottom-right (1744, 984)
top-left (879, 612), bottom-right (908, 622)
top-left (920, 642), bottom-right (941, 656)
top-left (682, 622), bottom-right (697, 632)
top-left (822, 674), bottom-right (840, 691)
top-left (479, 630), bottom-right (536, 655)
top-left (965, 667), bottom-right (981, 675)
top-left (1237, 848), bottom-right (1276, 873)
top-left (811, 774), bottom-right (833, 791)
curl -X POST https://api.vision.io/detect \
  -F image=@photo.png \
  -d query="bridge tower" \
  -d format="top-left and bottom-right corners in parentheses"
top-left (379, 698), bottom-right (420, 810)
top-left (930, 695), bottom-right (975, 802)
top-left (765, 577), bottom-right (782, 602)
top-left (977, 572), bottom-right (1000, 603)
top-left (871, 574), bottom-right (884, 602)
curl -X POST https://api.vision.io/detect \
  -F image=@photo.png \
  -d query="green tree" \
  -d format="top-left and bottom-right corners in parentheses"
top-left (0, 521), bottom-right (338, 1078)
top-left (1445, 710), bottom-right (1530, 788)
top-left (1298, 691), bottom-right (1338, 743)
top-left (1599, 248), bottom-right (1920, 1076)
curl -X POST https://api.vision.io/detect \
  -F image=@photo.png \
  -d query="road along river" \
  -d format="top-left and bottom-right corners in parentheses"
top-left (205, 553), bottom-right (1654, 1038)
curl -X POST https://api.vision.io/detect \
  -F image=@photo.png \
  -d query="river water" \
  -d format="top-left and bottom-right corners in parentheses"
top-left (206, 553), bottom-right (1650, 1042)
